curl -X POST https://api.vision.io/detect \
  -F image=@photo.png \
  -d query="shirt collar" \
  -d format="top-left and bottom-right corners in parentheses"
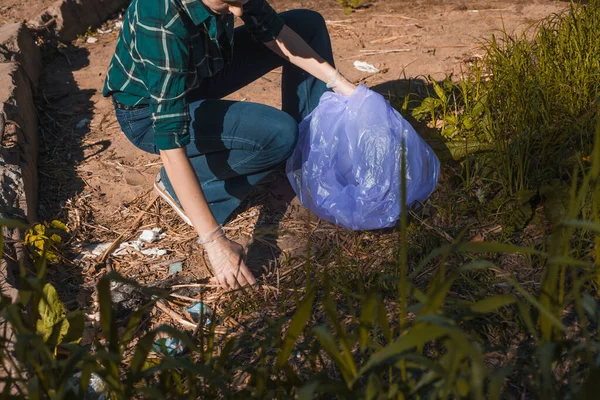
top-left (181, 0), bottom-right (212, 26)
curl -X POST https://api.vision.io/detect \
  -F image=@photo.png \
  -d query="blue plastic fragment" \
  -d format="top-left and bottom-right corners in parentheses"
top-left (168, 262), bottom-right (183, 275)
top-left (185, 302), bottom-right (212, 325)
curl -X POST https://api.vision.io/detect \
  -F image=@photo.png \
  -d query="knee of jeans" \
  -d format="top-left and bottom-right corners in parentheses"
top-left (267, 114), bottom-right (299, 162)
top-left (299, 9), bottom-right (327, 33)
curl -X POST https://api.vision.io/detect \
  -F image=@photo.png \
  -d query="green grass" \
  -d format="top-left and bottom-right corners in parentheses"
top-left (337, 0), bottom-right (369, 14)
top-left (2, 1), bottom-right (600, 398)
top-left (411, 1), bottom-right (600, 196)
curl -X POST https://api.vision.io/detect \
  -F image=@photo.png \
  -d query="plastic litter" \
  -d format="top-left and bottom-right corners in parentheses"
top-left (286, 85), bottom-right (440, 230)
top-left (86, 36), bottom-right (98, 44)
top-left (112, 229), bottom-right (167, 256)
top-left (185, 302), bottom-right (212, 325)
top-left (77, 242), bottom-right (111, 259)
top-left (152, 336), bottom-right (185, 357)
top-left (68, 372), bottom-right (105, 399)
top-left (114, 242), bottom-right (167, 257)
top-left (139, 228), bottom-right (164, 243)
top-left (150, 303), bottom-right (212, 357)
top-left (109, 228), bottom-right (168, 256)
top-left (109, 281), bottom-right (147, 317)
top-left (140, 247), bottom-right (167, 256)
top-left (168, 262), bottom-right (183, 275)
top-left (76, 240), bottom-right (167, 259)
top-left (354, 60), bottom-right (380, 73)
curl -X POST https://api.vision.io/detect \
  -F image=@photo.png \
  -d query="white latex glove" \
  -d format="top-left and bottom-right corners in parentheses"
top-left (327, 69), bottom-right (357, 97)
top-left (199, 226), bottom-right (256, 290)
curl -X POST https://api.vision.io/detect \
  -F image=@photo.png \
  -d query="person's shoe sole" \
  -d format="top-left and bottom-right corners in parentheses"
top-left (154, 177), bottom-right (193, 226)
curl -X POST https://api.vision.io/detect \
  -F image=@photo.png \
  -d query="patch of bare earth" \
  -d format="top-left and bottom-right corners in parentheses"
top-left (0, 0), bottom-right (56, 24)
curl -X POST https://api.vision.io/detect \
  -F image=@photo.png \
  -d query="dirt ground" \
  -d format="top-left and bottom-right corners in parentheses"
top-left (19, 0), bottom-right (569, 311)
top-left (0, 0), bottom-right (56, 24)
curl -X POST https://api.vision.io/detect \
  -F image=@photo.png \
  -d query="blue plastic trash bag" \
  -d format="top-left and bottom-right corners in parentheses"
top-left (286, 85), bottom-right (440, 230)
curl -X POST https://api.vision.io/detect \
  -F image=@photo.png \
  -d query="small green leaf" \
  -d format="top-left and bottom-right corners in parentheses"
top-left (131, 332), bottom-right (158, 376)
top-left (142, 358), bottom-right (162, 373)
top-left (469, 295), bottom-right (517, 314)
top-left (359, 292), bottom-right (378, 351)
top-left (36, 283), bottom-right (68, 345)
top-left (297, 380), bottom-right (319, 400)
top-left (50, 220), bottom-right (69, 232)
top-left (470, 99), bottom-right (486, 118)
top-left (377, 302), bottom-right (392, 343)
top-left (422, 275), bottom-right (457, 315)
top-left (516, 190), bottom-right (536, 204)
top-left (357, 325), bottom-right (448, 377)
top-left (366, 373), bottom-right (379, 400)
top-left (63, 311), bottom-right (84, 344)
top-left (463, 115), bottom-right (473, 130)
top-left (456, 378), bottom-right (470, 397)
top-left (412, 97), bottom-right (443, 121)
top-left (0, 218), bottom-right (28, 229)
top-left (276, 290), bottom-right (315, 368)
top-left (314, 325), bottom-right (355, 383)
top-left (508, 277), bottom-right (566, 332)
top-left (432, 79), bottom-right (448, 103)
top-left (437, 140), bottom-right (495, 161)
top-left (444, 114), bottom-right (458, 126)
top-left (33, 224), bottom-right (46, 235)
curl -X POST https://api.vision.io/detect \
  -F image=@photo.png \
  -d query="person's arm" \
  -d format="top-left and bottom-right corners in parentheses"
top-left (240, 0), bottom-right (354, 95)
top-left (263, 25), bottom-right (356, 96)
top-left (135, 16), bottom-right (255, 289)
top-left (161, 149), bottom-right (256, 289)
top-left (160, 149), bottom-right (218, 233)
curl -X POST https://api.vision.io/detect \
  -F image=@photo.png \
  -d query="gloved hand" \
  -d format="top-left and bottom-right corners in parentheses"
top-left (327, 69), bottom-right (357, 97)
top-left (199, 226), bottom-right (256, 290)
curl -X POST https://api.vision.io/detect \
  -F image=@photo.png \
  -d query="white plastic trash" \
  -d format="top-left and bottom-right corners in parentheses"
top-left (354, 60), bottom-right (380, 73)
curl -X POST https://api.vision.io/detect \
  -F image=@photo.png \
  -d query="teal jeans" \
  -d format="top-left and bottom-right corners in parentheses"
top-left (114, 9), bottom-right (333, 224)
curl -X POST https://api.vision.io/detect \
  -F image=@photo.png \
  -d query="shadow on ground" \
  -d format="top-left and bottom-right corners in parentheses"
top-left (239, 170), bottom-right (300, 279)
top-left (36, 41), bottom-right (110, 309)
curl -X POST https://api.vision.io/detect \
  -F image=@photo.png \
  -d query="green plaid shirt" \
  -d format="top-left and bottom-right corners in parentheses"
top-left (102, 0), bottom-right (284, 150)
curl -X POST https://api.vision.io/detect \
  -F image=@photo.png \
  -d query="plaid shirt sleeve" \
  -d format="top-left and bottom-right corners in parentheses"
top-left (241, 0), bottom-right (285, 43)
top-left (135, 17), bottom-right (191, 150)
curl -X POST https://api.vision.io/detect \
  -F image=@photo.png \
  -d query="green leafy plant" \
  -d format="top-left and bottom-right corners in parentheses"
top-left (413, 1), bottom-right (600, 195)
top-left (411, 73), bottom-right (489, 141)
top-left (36, 283), bottom-right (82, 350)
top-left (24, 220), bottom-right (68, 263)
top-left (338, 0), bottom-right (368, 14)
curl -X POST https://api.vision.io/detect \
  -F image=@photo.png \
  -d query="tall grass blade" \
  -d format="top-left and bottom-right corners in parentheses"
top-left (276, 290), bottom-right (315, 368)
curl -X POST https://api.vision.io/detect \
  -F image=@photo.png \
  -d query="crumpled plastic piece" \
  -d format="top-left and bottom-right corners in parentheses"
top-left (185, 302), bottom-right (212, 325)
top-left (286, 85), bottom-right (440, 230)
top-left (139, 227), bottom-right (164, 243)
top-left (152, 336), bottom-right (185, 357)
top-left (68, 372), bottom-right (106, 400)
top-left (354, 60), bottom-right (380, 73)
